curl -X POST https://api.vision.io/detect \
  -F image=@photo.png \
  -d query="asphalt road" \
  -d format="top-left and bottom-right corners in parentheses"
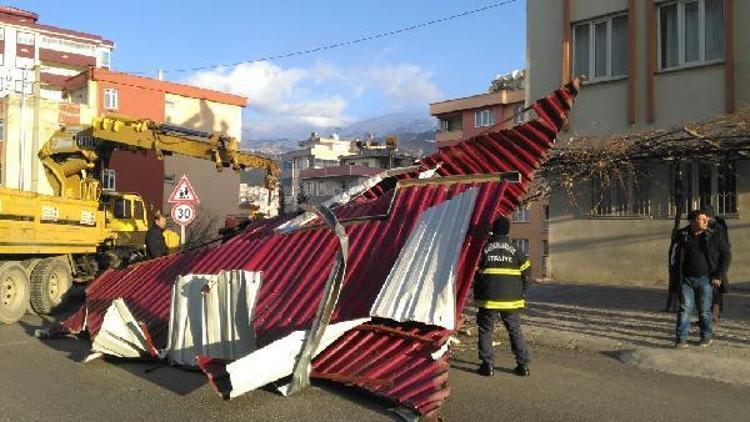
top-left (1, 312), bottom-right (748, 421)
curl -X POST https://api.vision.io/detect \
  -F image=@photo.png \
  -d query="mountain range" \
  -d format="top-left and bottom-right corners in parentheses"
top-left (243, 111), bottom-right (437, 157)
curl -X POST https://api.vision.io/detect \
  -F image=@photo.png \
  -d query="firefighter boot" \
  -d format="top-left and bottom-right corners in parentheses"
top-left (514, 364), bottom-right (530, 377)
top-left (478, 362), bottom-right (494, 377)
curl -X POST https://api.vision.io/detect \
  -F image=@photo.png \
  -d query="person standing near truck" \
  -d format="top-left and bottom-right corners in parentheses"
top-left (145, 213), bottom-right (168, 259)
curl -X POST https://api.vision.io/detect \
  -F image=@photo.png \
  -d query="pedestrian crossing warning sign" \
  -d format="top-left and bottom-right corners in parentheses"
top-left (168, 175), bottom-right (200, 204)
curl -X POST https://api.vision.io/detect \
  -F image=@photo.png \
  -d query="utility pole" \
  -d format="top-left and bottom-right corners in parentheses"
top-left (31, 65), bottom-right (41, 191)
top-left (18, 69), bottom-right (28, 191)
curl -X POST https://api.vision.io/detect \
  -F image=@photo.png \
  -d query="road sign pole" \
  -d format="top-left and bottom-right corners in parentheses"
top-left (180, 224), bottom-right (186, 247)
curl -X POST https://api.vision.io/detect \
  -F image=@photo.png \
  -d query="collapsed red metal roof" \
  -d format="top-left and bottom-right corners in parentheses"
top-left (56, 81), bottom-right (578, 418)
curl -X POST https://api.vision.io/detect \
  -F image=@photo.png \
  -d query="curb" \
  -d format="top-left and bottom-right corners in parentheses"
top-left (523, 325), bottom-right (750, 387)
top-left (620, 347), bottom-right (750, 386)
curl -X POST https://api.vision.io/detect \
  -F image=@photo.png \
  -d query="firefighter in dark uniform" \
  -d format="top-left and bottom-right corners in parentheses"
top-left (474, 216), bottom-right (530, 377)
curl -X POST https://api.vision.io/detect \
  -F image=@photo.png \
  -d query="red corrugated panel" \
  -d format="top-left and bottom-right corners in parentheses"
top-left (60, 81), bottom-right (578, 417)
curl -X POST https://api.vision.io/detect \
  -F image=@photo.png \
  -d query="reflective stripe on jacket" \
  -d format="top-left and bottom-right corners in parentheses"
top-left (473, 234), bottom-right (530, 310)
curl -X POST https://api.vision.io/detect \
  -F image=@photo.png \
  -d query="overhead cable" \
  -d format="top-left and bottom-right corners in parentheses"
top-left (132, 0), bottom-right (519, 75)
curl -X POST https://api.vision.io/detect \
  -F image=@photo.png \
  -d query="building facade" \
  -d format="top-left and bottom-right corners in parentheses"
top-left (0, 95), bottom-right (94, 195)
top-left (279, 132), bottom-right (358, 210)
top-left (63, 68), bottom-right (248, 232)
top-left (299, 165), bottom-right (382, 205)
top-left (0, 6), bottom-right (113, 101)
top-left (527, 0), bottom-right (749, 284)
top-left (430, 89), bottom-right (525, 148)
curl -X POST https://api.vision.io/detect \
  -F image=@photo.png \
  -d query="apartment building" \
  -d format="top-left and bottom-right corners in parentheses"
top-left (430, 75), bottom-right (525, 148)
top-left (280, 132), bottom-right (358, 210)
top-left (0, 6), bottom-right (113, 101)
top-left (64, 68), bottom-right (248, 231)
top-left (527, 0), bottom-right (749, 284)
top-left (299, 165), bottom-right (382, 205)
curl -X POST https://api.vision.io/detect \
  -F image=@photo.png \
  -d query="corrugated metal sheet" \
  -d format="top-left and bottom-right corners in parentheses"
top-left (370, 187), bottom-right (478, 330)
top-left (200, 318), bottom-right (370, 399)
top-left (91, 298), bottom-right (156, 359)
top-left (166, 270), bottom-right (262, 366)
top-left (55, 82), bottom-right (578, 417)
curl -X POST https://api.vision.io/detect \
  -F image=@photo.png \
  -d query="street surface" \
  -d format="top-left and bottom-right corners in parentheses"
top-left (0, 308), bottom-right (748, 421)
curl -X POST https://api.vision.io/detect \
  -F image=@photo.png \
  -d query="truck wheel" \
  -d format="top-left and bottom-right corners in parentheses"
top-left (21, 259), bottom-right (42, 314)
top-left (30, 258), bottom-right (72, 315)
top-left (0, 262), bottom-right (30, 324)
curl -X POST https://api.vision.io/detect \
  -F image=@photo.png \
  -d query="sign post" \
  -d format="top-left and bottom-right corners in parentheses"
top-left (167, 175), bottom-right (200, 247)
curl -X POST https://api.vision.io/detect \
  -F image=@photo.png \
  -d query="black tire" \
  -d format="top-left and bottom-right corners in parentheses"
top-left (30, 258), bottom-right (73, 315)
top-left (0, 262), bottom-right (30, 324)
top-left (21, 259), bottom-right (42, 314)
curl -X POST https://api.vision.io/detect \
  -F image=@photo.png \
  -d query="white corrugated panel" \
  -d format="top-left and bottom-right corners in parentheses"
top-left (369, 187), bottom-right (478, 330)
top-left (165, 270), bottom-right (262, 366)
top-left (226, 318), bottom-right (370, 399)
top-left (275, 166), bottom-right (419, 233)
top-left (92, 298), bottom-right (153, 358)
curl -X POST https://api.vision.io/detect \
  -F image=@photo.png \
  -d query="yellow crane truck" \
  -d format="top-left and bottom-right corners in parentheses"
top-left (0, 115), bottom-right (279, 323)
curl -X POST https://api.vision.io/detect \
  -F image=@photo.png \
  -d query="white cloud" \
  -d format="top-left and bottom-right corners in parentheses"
top-left (367, 64), bottom-right (442, 105)
top-left (184, 60), bottom-right (441, 139)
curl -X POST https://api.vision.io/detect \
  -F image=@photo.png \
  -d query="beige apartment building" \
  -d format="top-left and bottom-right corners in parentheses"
top-left (280, 132), bottom-right (358, 211)
top-left (527, 0), bottom-right (749, 284)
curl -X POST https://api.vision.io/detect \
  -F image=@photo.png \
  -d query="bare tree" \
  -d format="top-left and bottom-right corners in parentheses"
top-left (181, 212), bottom-right (222, 251)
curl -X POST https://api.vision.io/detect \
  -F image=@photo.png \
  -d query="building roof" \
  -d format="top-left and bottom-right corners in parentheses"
top-left (0, 6), bottom-right (114, 46)
top-left (300, 165), bottom-right (382, 179)
top-left (56, 81), bottom-right (578, 417)
top-left (65, 68), bottom-right (247, 107)
top-left (429, 89), bottom-right (525, 116)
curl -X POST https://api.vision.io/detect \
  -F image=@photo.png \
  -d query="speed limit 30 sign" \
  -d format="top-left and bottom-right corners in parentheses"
top-left (171, 203), bottom-right (196, 225)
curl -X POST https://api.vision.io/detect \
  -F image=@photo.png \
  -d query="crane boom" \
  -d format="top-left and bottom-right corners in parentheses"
top-left (40, 115), bottom-right (279, 202)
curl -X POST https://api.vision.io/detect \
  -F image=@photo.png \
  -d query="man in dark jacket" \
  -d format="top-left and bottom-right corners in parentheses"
top-left (474, 216), bottom-right (530, 377)
top-left (145, 214), bottom-right (168, 259)
top-left (670, 207), bottom-right (731, 348)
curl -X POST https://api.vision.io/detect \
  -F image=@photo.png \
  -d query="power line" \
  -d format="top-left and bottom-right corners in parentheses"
top-left (135, 0), bottom-right (519, 75)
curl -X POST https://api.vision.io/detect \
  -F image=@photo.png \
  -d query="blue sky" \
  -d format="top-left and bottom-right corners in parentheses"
top-left (8, 1), bottom-right (526, 138)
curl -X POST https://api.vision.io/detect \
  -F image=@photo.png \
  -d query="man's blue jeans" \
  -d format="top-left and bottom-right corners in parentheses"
top-left (676, 276), bottom-right (714, 343)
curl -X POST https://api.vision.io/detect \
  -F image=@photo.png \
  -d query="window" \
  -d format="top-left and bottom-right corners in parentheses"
top-left (133, 201), bottom-right (145, 220)
top-left (659, 0), bottom-right (724, 70)
top-left (513, 104), bottom-right (525, 124)
top-left (439, 114), bottom-right (462, 132)
top-left (114, 199), bottom-right (132, 219)
top-left (41, 36), bottom-right (95, 56)
top-left (102, 169), bottom-right (116, 191)
top-left (104, 88), bottom-right (118, 110)
top-left (512, 239), bottom-right (530, 256)
top-left (15, 56), bottom-right (34, 69)
top-left (591, 173), bottom-right (651, 217)
top-left (512, 206), bottom-right (529, 222)
top-left (17, 31), bottom-right (34, 45)
top-left (474, 109), bottom-right (495, 127)
top-left (671, 160), bottom-right (736, 215)
top-left (100, 49), bottom-right (111, 67)
top-left (573, 13), bottom-right (628, 81)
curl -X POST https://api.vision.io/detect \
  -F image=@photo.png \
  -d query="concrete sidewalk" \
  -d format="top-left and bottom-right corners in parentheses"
top-left (457, 281), bottom-right (750, 386)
